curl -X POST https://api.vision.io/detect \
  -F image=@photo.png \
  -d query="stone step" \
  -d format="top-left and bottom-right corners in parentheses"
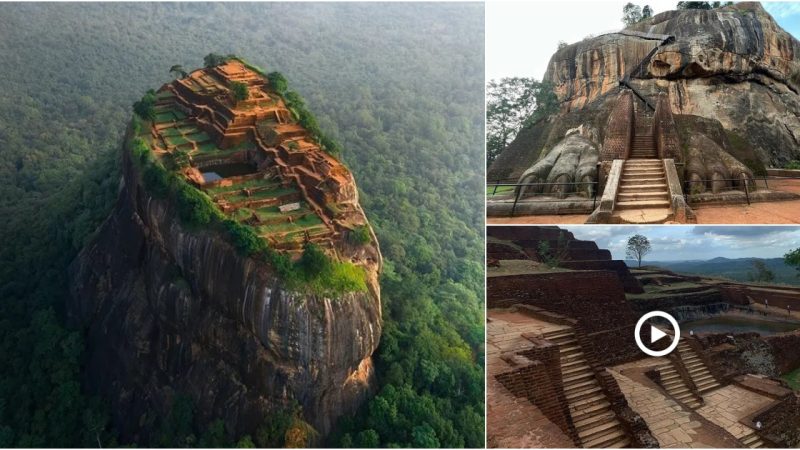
top-left (582, 426), bottom-right (626, 448)
top-left (564, 378), bottom-right (598, 393)
top-left (606, 437), bottom-right (632, 448)
top-left (670, 386), bottom-right (690, 396)
top-left (572, 400), bottom-right (613, 422)
top-left (698, 383), bottom-right (721, 393)
top-left (615, 199), bottom-right (671, 209)
top-left (621, 176), bottom-right (666, 184)
top-left (543, 329), bottom-right (573, 340)
top-left (550, 337), bottom-right (577, 347)
top-left (624, 167), bottom-right (663, 174)
top-left (569, 392), bottom-right (610, 411)
top-left (579, 419), bottom-right (622, 440)
top-left (563, 371), bottom-right (595, 385)
top-left (693, 374), bottom-right (713, 384)
top-left (566, 386), bottom-right (603, 402)
top-left (574, 410), bottom-right (617, 430)
top-left (741, 433), bottom-right (759, 445)
top-left (562, 358), bottom-right (587, 370)
top-left (617, 192), bottom-right (669, 202)
top-left (563, 364), bottom-right (592, 377)
top-left (619, 184), bottom-right (668, 192)
top-left (663, 379), bottom-right (684, 389)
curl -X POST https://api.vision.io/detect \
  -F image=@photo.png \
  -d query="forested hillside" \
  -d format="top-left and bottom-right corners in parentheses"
top-left (0, 3), bottom-right (484, 447)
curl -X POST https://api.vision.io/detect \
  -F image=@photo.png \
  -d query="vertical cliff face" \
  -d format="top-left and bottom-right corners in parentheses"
top-left (490, 2), bottom-right (800, 182)
top-left (68, 143), bottom-right (382, 442)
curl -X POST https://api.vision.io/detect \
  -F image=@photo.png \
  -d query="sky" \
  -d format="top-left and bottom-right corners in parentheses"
top-left (565, 226), bottom-right (800, 261)
top-left (486, 1), bottom-right (800, 81)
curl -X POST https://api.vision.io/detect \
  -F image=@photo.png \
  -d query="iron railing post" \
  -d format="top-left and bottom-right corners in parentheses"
top-left (510, 186), bottom-right (522, 217)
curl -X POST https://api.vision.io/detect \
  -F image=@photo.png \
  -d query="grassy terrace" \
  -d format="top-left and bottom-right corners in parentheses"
top-left (149, 91), bottom-right (332, 251)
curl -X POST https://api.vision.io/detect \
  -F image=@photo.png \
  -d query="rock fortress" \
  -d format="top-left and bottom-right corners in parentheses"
top-left (67, 57), bottom-right (382, 443)
top-left (488, 2), bottom-right (800, 224)
top-left (487, 226), bottom-right (800, 448)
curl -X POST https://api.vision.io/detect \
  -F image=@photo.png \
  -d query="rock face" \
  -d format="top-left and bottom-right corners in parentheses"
top-left (490, 2), bottom-right (800, 182)
top-left (68, 139), bottom-right (382, 443)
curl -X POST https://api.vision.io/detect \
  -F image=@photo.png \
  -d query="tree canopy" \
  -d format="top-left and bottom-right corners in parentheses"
top-left (626, 234), bottom-right (652, 268)
top-left (0, 3), bottom-right (484, 447)
top-left (486, 77), bottom-right (558, 167)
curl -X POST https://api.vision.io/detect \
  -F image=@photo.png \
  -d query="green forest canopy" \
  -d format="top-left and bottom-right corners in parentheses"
top-left (0, 3), bottom-right (484, 447)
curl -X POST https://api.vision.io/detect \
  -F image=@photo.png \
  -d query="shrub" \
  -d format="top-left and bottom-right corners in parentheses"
top-left (299, 242), bottom-right (330, 276)
top-left (133, 89), bottom-right (157, 121)
top-left (267, 71), bottom-right (288, 94)
top-left (230, 81), bottom-right (249, 102)
top-left (349, 225), bottom-right (371, 245)
top-left (786, 160), bottom-right (800, 170)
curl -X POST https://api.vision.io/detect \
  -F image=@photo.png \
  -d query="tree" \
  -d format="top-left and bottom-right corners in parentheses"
top-left (203, 53), bottom-right (229, 67)
top-left (676, 1), bottom-right (730, 10)
top-left (230, 81), bottom-right (249, 102)
top-left (748, 259), bottom-right (775, 283)
top-left (626, 234), bottom-right (652, 268)
top-left (267, 71), bottom-right (288, 93)
top-left (622, 3), bottom-right (643, 25)
top-left (785, 248), bottom-right (800, 277)
top-left (169, 64), bottom-right (187, 78)
top-left (486, 78), bottom-right (558, 166)
top-left (132, 89), bottom-right (157, 121)
top-left (642, 5), bottom-right (653, 19)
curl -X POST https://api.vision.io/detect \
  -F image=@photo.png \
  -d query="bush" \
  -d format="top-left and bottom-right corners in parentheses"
top-left (350, 225), bottom-right (371, 245)
top-left (133, 89), bottom-right (157, 121)
top-left (299, 242), bottom-right (330, 276)
top-left (230, 81), bottom-right (249, 102)
top-left (175, 182), bottom-right (218, 226)
top-left (267, 71), bottom-right (288, 94)
top-left (786, 160), bottom-right (800, 170)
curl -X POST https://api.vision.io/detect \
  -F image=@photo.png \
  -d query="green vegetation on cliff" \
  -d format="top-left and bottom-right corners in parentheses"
top-left (0, 3), bottom-right (484, 447)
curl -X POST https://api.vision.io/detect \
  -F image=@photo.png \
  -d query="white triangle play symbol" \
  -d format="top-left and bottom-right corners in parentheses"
top-left (651, 326), bottom-right (667, 344)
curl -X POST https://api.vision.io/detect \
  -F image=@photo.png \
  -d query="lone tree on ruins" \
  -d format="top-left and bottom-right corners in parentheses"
top-left (169, 64), bottom-right (187, 78)
top-left (626, 234), bottom-right (652, 268)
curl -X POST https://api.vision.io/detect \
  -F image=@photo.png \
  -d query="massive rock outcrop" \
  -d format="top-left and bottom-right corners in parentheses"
top-left (68, 134), bottom-right (382, 442)
top-left (490, 2), bottom-right (800, 184)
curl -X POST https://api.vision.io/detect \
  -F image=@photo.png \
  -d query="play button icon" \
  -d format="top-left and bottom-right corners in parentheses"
top-left (635, 311), bottom-right (680, 357)
top-left (650, 325), bottom-right (667, 344)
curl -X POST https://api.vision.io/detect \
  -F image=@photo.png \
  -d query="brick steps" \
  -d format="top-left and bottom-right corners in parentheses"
top-left (542, 328), bottom-right (630, 448)
top-left (740, 428), bottom-right (767, 448)
top-left (677, 341), bottom-right (721, 394)
top-left (658, 363), bottom-right (703, 409)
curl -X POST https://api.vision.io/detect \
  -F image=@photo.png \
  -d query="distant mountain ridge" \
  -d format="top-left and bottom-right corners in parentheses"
top-left (626, 257), bottom-right (800, 285)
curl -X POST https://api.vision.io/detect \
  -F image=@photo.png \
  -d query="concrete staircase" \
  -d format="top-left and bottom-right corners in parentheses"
top-left (657, 362), bottom-right (702, 409)
top-left (677, 341), bottom-right (721, 394)
top-left (543, 329), bottom-right (630, 448)
top-left (739, 428), bottom-right (767, 448)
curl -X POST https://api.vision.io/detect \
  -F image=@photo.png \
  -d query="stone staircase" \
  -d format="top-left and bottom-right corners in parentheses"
top-left (613, 160), bottom-right (671, 223)
top-left (739, 428), bottom-right (767, 448)
top-left (630, 134), bottom-right (657, 159)
top-left (543, 329), bottom-right (631, 448)
top-left (657, 361), bottom-right (702, 409)
top-left (677, 341), bottom-right (721, 393)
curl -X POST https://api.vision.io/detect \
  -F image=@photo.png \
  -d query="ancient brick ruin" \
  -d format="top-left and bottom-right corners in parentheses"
top-left (488, 226), bottom-right (800, 448)
top-left (143, 60), bottom-right (378, 266)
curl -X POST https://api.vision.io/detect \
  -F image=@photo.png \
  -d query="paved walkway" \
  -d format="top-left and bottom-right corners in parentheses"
top-left (609, 358), bottom-right (742, 448)
top-left (696, 385), bottom-right (774, 440)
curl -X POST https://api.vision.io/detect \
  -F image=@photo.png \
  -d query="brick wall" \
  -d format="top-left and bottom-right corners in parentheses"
top-left (601, 90), bottom-right (633, 161)
top-left (489, 271), bottom-right (645, 366)
top-left (653, 92), bottom-right (682, 162)
top-left (764, 331), bottom-right (800, 374)
top-left (495, 343), bottom-right (579, 445)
